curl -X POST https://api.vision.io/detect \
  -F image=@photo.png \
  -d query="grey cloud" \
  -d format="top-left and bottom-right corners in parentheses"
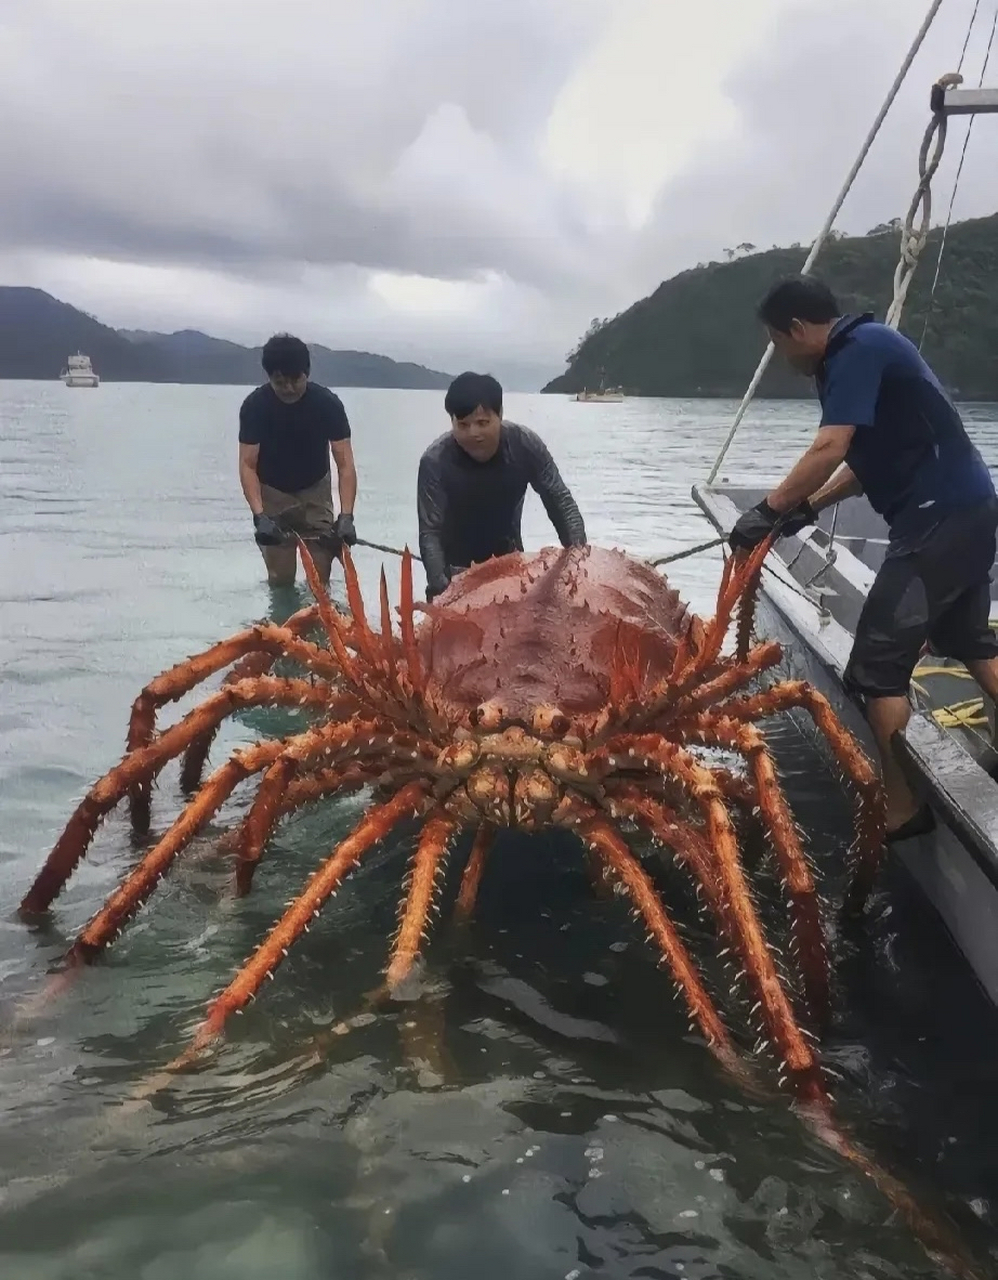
top-left (1, 0), bottom-right (993, 372)
top-left (627, 0), bottom-right (998, 297)
top-left (0, 0), bottom-right (616, 292)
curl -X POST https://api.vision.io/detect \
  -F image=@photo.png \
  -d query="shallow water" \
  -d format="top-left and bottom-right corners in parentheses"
top-left (2, 381), bottom-right (998, 1278)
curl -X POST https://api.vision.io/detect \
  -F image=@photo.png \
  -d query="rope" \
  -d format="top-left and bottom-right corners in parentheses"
top-left (884, 74), bottom-right (960, 330)
top-left (647, 536), bottom-right (725, 567)
top-left (918, 3), bottom-right (998, 350)
top-left (355, 537), bottom-right (421, 562)
top-left (705, 0), bottom-right (946, 486)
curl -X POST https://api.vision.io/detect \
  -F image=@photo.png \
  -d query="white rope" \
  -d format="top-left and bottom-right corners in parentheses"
top-left (884, 73), bottom-right (959, 329)
top-left (705, 0), bottom-right (946, 485)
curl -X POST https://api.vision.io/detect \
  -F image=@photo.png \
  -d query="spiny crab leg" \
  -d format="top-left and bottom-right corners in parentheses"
top-left (453, 823), bottom-right (496, 922)
top-left (681, 721), bottom-right (832, 1035)
top-left (60, 737), bottom-right (289, 969)
top-left (19, 677), bottom-right (340, 916)
top-left (169, 782), bottom-right (429, 1067)
top-left (179, 605), bottom-right (330, 794)
top-left (605, 784), bottom-right (730, 926)
top-left (602, 737), bottom-right (828, 1108)
top-left (700, 683), bottom-right (886, 914)
top-left (561, 802), bottom-right (756, 1091)
top-left (234, 722), bottom-right (433, 895)
top-left (127, 618), bottom-right (342, 831)
top-left (385, 810), bottom-right (457, 990)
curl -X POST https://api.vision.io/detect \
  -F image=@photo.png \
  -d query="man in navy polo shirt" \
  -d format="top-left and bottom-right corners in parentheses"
top-left (729, 276), bottom-right (998, 842)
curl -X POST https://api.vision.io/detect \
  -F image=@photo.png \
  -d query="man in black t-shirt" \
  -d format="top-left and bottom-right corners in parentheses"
top-left (238, 333), bottom-right (358, 586)
top-left (417, 371), bottom-right (586, 600)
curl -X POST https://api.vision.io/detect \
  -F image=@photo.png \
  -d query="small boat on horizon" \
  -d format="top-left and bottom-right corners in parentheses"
top-left (60, 352), bottom-right (99, 388)
top-left (574, 387), bottom-right (624, 402)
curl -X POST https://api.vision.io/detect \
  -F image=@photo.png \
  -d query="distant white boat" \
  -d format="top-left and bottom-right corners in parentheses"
top-left (574, 387), bottom-right (623, 402)
top-left (60, 352), bottom-right (99, 388)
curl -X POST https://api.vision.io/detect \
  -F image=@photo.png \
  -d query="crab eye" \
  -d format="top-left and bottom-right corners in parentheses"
top-left (470, 700), bottom-right (503, 731)
top-left (532, 705), bottom-right (570, 738)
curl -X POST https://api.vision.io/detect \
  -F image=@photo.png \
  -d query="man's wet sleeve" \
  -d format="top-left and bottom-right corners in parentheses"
top-left (526, 431), bottom-right (587, 546)
top-left (417, 452), bottom-right (450, 591)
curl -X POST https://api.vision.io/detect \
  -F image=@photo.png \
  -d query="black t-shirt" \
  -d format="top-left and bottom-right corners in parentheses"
top-left (238, 382), bottom-right (351, 494)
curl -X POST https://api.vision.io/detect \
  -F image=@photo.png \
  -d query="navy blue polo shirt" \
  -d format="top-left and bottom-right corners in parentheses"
top-left (816, 314), bottom-right (994, 542)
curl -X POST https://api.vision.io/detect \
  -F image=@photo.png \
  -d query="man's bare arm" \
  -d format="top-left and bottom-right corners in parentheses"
top-left (766, 425), bottom-right (855, 513)
top-left (239, 442), bottom-right (264, 516)
top-left (809, 464), bottom-right (863, 514)
top-left (330, 439), bottom-right (357, 516)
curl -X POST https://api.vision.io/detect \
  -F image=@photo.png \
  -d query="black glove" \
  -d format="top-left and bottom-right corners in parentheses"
top-left (334, 512), bottom-right (357, 546)
top-left (728, 499), bottom-right (815, 552)
top-left (777, 500), bottom-right (817, 539)
top-left (314, 529), bottom-right (343, 555)
top-left (253, 512), bottom-right (286, 546)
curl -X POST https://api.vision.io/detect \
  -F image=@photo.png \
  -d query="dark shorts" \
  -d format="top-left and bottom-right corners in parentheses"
top-left (844, 498), bottom-right (998, 700)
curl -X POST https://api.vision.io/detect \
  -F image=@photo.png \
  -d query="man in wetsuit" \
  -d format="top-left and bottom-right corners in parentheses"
top-left (238, 332), bottom-right (359, 588)
top-left (729, 276), bottom-right (998, 842)
top-left (417, 371), bottom-right (587, 600)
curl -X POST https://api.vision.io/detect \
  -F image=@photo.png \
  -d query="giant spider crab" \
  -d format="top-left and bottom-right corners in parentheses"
top-left (16, 538), bottom-right (981, 1276)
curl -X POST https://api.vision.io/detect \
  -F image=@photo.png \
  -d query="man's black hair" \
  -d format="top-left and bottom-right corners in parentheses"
top-left (262, 333), bottom-right (311, 378)
top-left (445, 371), bottom-right (503, 420)
top-left (757, 277), bottom-right (841, 333)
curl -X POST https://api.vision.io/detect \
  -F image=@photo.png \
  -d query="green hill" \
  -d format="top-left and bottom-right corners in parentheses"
top-left (542, 213), bottom-right (998, 401)
top-left (0, 288), bottom-right (453, 388)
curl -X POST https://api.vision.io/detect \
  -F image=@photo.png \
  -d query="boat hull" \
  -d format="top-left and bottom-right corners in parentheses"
top-left (691, 482), bottom-right (998, 1007)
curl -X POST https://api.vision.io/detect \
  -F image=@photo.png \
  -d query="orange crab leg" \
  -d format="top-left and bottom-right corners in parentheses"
top-left (386, 810), bottom-right (457, 989)
top-left (125, 620), bottom-right (341, 831)
top-left (63, 738), bottom-right (288, 965)
top-left (177, 782), bottom-right (429, 1060)
top-left (604, 736), bottom-right (827, 1107)
top-left (234, 721), bottom-right (425, 895)
top-left (565, 804), bottom-right (755, 1090)
top-left (20, 677), bottom-right (339, 915)
top-left (685, 720), bottom-right (831, 1034)
top-left (453, 823), bottom-right (495, 922)
top-left (695, 681), bottom-right (886, 913)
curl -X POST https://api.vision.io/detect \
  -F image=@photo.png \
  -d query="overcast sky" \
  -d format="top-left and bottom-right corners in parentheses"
top-left (1, 0), bottom-right (996, 384)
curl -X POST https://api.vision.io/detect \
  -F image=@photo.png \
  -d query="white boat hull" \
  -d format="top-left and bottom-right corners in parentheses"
top-left (62, 376), bottom-right (100, 387)
top-left (691, 482), bottom-right (998, 1008)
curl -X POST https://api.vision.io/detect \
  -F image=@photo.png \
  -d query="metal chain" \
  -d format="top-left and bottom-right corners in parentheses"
top-left (885, 72), bottom-right (961, 330)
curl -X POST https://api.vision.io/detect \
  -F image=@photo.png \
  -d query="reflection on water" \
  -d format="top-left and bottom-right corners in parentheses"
top-left (2, 382), bottom-right (998, 1278)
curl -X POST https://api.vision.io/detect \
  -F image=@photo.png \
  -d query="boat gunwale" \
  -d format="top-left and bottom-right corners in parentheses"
top-left (689, 480), bottom-right (998, 896)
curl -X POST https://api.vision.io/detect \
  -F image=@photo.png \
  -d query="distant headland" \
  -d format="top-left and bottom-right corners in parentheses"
top-left (543, 212), bottom-right (998, 402)
top-left (0, 286), bottom-right (453, 389)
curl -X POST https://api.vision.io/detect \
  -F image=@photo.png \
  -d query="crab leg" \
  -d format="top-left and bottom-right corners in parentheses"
top-left (386, 811), bottom-right (457, 989)
top-left (686, 721), bottom-right (831, 1034)
top-left (235, 724), bottom-right (434, 894)
top-left (564, 804), bottom-right (753, 1088)
top-left (175, 782), bottom-right (429, 1061)
top-left (453, 823), bottom-right (495, 922)
top-left (178, 606), bottom-right (331, 792)
top-left (697, 681), bottom-right (886, 912)
top-left (19, 678), bottom-right (340, 915)
top-left (604, 737), bottom-right (827, 1107)
top-left (233, 718), bottom-right (389, 894)
top-left (127, 617), bottom-right (341, 830)
top-left (61, 738), bottom-right (291, 968)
